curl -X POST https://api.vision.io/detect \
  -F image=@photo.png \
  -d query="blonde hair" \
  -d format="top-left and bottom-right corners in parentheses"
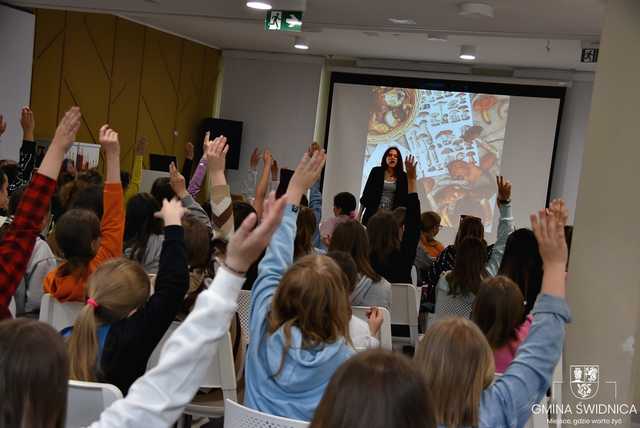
top-left (414, 317), bottom-right (495, 428)
top-left (267, 255), bottom-right (351, 376)
top-left (67, 258), bottom-right (150, 381)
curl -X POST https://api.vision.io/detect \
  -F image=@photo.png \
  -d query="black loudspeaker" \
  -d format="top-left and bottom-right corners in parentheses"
top-left (198, 118), bottom-right (243, 170)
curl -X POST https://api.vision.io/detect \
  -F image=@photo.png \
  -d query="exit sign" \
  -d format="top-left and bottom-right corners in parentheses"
top-left (265, 10), bottom-right (303, 32)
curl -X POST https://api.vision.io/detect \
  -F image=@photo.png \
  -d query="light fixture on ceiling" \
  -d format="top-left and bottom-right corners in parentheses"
top-left (458, 2), bottom-right (494, 18)
top-left (294, 36), bottom-right (310, 50)
top-left (246, 1), bottom-right (272, 10)
top-left (459, 45), bottom-right (477, 60)
top-left (388, 18), bottom-right (416, 25)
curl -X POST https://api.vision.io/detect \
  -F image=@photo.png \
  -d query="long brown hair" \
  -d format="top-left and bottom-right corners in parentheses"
top-left (294, 206), bottom-right (317, 259)
top-left (311, 350), bottom-right (436, 428)
top-left (367, 210), bottom-right (401, 266)
top-left (267, 255), bottom-right (351, 376)
top-left (329, 220), bottom-right (381, 282)
top-left (454, 216), bottom-right (484, 248)
top-left (55, 208), bottom-right (101, 277)
top-left (414, 317), bottom-right (495, 428)
top-left (0, 319), bottom-right (69, 428)
top-left (446, 237), bottom-right (487, 297)
top-left (472, 276), bottom-right (526, 349)
top-left (67, 258), bottom-right (150, 381)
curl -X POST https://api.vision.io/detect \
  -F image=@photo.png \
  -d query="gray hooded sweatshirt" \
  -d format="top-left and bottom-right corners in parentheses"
top-left (350, 274), bottom-right (392, 310)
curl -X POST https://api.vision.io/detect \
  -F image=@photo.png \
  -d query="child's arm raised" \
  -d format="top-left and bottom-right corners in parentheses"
top-left (206, 135), bottom-right (234, 239)
top-left (0, 107), bottom-right (80, 319)
top-left (486, 176), bottom-right (516, 276)
top-left (91, 125), bottom-right (124, 266)
top-left (89, 192), bottom-right (285, 428)
top-left (249, 150), bottom-right (326, 328)
top-left (485, 204), bottom-right (570, 427)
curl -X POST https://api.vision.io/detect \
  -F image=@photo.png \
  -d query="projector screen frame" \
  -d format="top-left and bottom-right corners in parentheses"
top-left (322, 71), bottom-right (566, 209)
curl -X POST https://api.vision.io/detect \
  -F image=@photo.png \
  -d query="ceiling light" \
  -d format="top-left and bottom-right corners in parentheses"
top-left (294, 36), bottom-right (310, 50)
top-left (459, 45), bottom-right (477, 60)
top-left (246, 1), bottom-right (272, 10)
top-left (388, 18), bottom-right (416, 25)
top-left (458, 2), bottom-right (494, 18)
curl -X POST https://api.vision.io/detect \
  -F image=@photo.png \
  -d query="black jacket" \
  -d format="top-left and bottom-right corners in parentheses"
top-left (360, 166), bottom-right (408, 225)
top-left (99, 225), bottom-right (189, 394)
top-left (370, 193), bottom-right (421, 284)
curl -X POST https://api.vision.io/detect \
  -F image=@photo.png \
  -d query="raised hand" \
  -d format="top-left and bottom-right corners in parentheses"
top-left (548, 198), bottom-right (568, 227)
top-left (271, 158), bottom-right (279, 181)
top-left (367, 307), bottom-right (383, 337)
top-left (287, 149), bottom-right (326, 205)
top-left (154, 198), bottom-right (186, 227)
top-left (169, 161), bottom-right (188, 198)
top-left (39, 106), bottom-right (82, 180)
top-left (0, 115), bottom-right (5, 137)
top-left (263, 149), bottom-right (273, 167)
top-left (20, 107), bottom-right (35, 141)
top-left (250, 147), bottom-right (261, 171)
top-left (206, 135), bottom-right (228, 185)
top-left (135, 136), bottom-right (148, 156)
top-left (52, 107), bottom-right (82, 151)
top-left (185, 141), bottom-right (195, 161)
top-left (98, 124), bottom-right (120, 155)
top-left (405, 155), bottom-right (417, 180)
top-left (225, 191), bottom-right (287, 273)
top-left (308, 142), bottom-right (321, 156)
top-left (531, 208), bottom-right (568, 298)
top-left (496, 175), bottom-right (512, 203)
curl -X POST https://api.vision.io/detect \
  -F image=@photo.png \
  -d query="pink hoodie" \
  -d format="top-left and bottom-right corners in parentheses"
top-left (494, 314), bottom-right (533, 373)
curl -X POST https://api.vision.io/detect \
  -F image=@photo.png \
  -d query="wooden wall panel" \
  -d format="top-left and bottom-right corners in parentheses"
top-left (109, 19), bottom-right (145, 173)
top-left (30, 9), bottom-right (220, 173)
top-left (30, 9), bottom-right (65, 140)
top-left (137, 27), bottom-right (181, 168)
top-left (58, 12), bottom-right (115, 144)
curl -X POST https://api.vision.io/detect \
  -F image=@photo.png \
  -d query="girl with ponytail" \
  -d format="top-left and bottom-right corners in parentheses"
top-left (65, 198), bottom-right (190, 394)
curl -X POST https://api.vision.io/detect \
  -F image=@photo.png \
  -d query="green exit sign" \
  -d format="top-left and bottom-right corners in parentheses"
top-left (265, 10), bottom-right (303, 32)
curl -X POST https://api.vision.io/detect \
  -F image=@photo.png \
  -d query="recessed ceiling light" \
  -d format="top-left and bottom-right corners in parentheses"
top-left (294, 36), bottom-right (310, 50)
top-left (458, 2), bottom-right (494, 18)
top-left (459, 45), bottom-right (477, 60)
top-left (389, 18), bottom-right (416, 25)
top-left (246, 1), bottom-right (272, 10)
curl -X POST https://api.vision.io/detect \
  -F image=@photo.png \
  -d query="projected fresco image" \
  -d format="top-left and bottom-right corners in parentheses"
top-left (362, 87), bottom-right (510, 231)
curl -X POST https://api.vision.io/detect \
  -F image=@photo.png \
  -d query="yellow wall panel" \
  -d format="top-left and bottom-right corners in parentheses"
top-left (30, 9), bottom-right (220, 176)
top-left (109, 19), bottom-right (145, 173)
top-left (31, 9), bottom-right (66, 139)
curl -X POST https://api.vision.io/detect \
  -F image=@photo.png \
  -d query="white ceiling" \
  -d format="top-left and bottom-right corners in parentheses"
top-left (8, 0), bottom-right (606, 71)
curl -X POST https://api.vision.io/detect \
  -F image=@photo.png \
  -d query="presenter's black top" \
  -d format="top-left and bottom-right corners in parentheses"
top-left (360, 166), bottom-right (408, 225)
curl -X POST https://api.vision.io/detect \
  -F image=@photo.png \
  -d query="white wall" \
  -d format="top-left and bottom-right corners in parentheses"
top-left (549, 80), bottom-right (594, 223)
top-left (0, 5), bottom-right (35, 161)
top-left (220, 51), bottom-right (323, 192)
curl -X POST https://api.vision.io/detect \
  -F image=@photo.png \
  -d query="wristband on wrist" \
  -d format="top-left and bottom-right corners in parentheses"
top-left (221, 261), bottom-right (247, 276)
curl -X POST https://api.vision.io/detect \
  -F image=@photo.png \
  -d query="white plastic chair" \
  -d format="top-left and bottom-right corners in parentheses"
top-left (9, 297), bottom-right (16, 317)
top-left (223, 399), bottom-right (309, 428)
top-left (351, 306), bottom-right (392, 350)
top-left (147, 322), bottom-right (236, 419)
top-left (39, 293), bottom-right (84, 331)
top-left (390, 283), bottom-right (420, 346)
top-left (66, 380), bottom-right (122, 428)
top-left (237, 290), bottom-right (252, 346)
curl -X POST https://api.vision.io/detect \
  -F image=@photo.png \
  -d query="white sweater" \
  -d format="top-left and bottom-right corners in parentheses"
top-left (89, 267), bottom-right (243, 428)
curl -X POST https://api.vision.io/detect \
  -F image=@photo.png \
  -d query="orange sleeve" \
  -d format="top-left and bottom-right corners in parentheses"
top-left (90, 182), bottom-right (124, 269)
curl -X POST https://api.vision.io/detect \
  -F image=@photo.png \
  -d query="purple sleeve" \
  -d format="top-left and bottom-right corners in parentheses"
top-left (187, 158), bottom-right (208, 197)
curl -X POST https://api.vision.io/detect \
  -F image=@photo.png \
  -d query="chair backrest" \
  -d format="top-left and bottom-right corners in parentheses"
top-left (66, 380), bottom-right (122, 428)
top-left (147, 322), bottom-right (237, 398)
top-left (223, 399), bottom-right (309, 428)
top-left (39, 294), bottom-right (84, 331)
top-left (237, 290), bottom-right (252, 345)
top-left (351, 306), bottom-right (392, 350)
top-left (9, 297), bottom-right (16, 317)
top-left (410, 265), bottom-right (418, 287)
top-left (390, 283), bottom-right (419, 326)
